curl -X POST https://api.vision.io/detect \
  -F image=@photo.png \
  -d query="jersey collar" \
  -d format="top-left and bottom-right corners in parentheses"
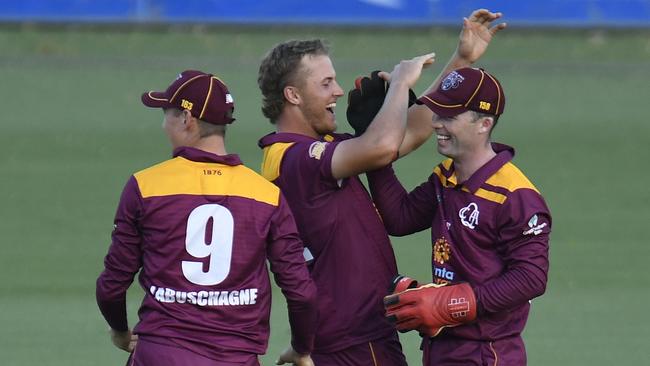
top-left (173, 146), bottom-right (243, 166)
top-left (450, 143), bottom-right (514, 193)
top-left (258, 132), bottom-right (340, 148)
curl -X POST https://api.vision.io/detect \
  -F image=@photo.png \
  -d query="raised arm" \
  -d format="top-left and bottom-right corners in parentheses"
top-left (399, 9), bottom-right (507, 157)
top-left (330, 52), bottom-right (435, 179)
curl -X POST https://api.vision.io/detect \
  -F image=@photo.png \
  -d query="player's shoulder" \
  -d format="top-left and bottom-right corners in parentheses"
top-left (134, 157), bottom-right (281, 206)
top-left (134, 157), bottom-right (184, 182)
top-left (234, 164), bottom-right (281, 194)
top-left (221, 163), bottom-right (282, 207)
top-left (261, 141), bottom-right (296, 182)
top-left (486, 161), bottom-right (539, 195)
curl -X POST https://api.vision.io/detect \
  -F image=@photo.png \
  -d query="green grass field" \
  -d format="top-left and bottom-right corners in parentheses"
top-left (1, 24), bottom-right (649, 365)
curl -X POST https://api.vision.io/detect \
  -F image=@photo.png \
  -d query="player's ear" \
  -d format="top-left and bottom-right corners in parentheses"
top-left (284, 86), bottom-right (301, 106)
top-left (478, 116), bottom-right (494, 134)
top-left (181, 109), bottom-right (196, 129)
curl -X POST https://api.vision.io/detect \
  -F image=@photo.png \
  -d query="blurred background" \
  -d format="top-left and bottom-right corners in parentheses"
top-left (1, 1), bottom-right (649, 365)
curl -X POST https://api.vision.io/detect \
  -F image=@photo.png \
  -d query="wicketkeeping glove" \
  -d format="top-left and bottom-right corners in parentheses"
top-left (384, 282), bottom-right (477, 337)
top-left (388, 274), bottom-right (419, 295)
top-left (346, 71), bottom-right (419, 136)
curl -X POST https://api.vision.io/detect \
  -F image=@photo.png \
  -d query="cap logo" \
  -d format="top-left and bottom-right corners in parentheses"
top-left (225, 93), bottom-right (233, 104)
top-left (181, 99), bottom-right (194, 110)
top-left (441, 71), bottom-right (465, 91)
top-left (479, 101), bottom-right (491, 111)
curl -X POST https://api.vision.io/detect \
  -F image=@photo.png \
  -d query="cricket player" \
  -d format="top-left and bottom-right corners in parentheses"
top-left (365, 67), bottom-right (552, 365)
top-left (96, 70), bottom-right (317, 366)
top-left (256, 9), bottom-right (506, 366)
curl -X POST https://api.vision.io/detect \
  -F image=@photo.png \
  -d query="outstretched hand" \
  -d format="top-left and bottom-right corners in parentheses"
top-left (457, 9), bottom-right (507, 64)
top-left (383, 52), bottom-right (435, 88)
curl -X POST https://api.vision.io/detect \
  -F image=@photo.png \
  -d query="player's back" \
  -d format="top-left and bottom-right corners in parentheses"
top-left (126, 147), bottom-right (282, 361)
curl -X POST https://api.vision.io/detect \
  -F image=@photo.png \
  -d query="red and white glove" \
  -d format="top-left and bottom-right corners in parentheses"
top-left (388, 274), bottom-right (419, 295)
top-left (384, 282), bottom-right (477, 337)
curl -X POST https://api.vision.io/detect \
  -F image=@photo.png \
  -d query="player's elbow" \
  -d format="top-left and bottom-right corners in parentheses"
top-left (371, 138), bottom-right (400, 166)
top-left (287, 282), bottom-right (318, 311)
top-left (384, 224), bottom-right (413, 237)
top-left (531, 273), bottom-right (548, 299)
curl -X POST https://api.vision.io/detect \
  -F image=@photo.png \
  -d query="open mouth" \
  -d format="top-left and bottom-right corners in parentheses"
top-left (437, 134), bottom-right (450, 141)
top-left (326, 103), bottom-right (336, 114)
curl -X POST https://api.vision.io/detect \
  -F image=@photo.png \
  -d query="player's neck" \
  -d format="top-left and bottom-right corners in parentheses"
top-left (454, 143), bottom-right (496, 183)
top-left (275, 108), bottom-right (320, 139)
top-left (191, 135), bottom-right (228, 156)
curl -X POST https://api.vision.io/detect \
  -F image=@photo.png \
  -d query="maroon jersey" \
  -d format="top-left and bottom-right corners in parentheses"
top-left (258, 132), bottom-right (400, 353)
top-left (367, 143), bottom-right (551, 344)
top-left (96, 146), bottom-right (317, 362)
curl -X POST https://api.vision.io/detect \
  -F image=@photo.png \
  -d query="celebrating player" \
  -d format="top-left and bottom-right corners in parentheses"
top-left (366, 67), bottom-right (551, 365)
top-left (256, 9), bottom-right (505, 366)
top-left (96, 70), bottom-right (317, 366)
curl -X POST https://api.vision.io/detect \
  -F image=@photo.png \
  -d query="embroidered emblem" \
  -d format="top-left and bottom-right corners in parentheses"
top-left (441, 71), bottom-right (465, 91)
top-left (308, 141), bottom-right (328, 160)
top-left (459, 202), bottom-right (479, 229)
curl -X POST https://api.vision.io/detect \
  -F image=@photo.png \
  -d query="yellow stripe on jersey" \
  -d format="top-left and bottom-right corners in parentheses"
top-left (260, 142), bottom-right (295, 182)
top-left (432, 160), bottom-right (538, 205)
top-left (474, 188), bottom-right (508, 204)
top-left (134, 157), bottom-right (280, 206)
top-left (486, 162), bottom-right (539, 194)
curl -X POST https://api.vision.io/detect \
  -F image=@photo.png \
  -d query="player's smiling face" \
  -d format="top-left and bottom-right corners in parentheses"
top-left (296, 54), bottom-right (344, 135)
top-left (432, 111), bottom-right (485, 160)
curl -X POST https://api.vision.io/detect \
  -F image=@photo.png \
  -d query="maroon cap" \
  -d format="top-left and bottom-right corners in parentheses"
top-left (141, 70), bottom-right (235, 125)
top-left (418, 67), bottom-right (505, 118)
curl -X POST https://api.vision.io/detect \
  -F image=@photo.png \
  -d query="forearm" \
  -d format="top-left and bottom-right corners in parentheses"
top-left (474, 240), bottom-right (549, 314)
top-left (286, 296), bottom-right (318, 355)
top-left (96, 278), bottom-right (129, 331)
top-left (361, 82), bottom-right (411, 157)
top-left (366, 166), bottom-right (433, 236)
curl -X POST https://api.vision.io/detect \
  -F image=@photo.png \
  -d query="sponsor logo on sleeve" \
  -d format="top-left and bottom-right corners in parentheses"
top-left (308, 141), bottom-right (328, 160)
top-left (523, 214), bottom-right (547, 236)
top-left (459, 202), bottom-right (480, 229)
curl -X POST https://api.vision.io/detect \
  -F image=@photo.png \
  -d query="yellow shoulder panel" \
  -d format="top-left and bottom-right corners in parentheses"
top-left (260, 142), bottom-right (294, 182)
top-left (485, 162), bottom-right (539, 194)
top-left (134, 157), bottom-right (280, 206)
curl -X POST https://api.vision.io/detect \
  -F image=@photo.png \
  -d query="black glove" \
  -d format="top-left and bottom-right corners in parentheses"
top-left (346, 70), bottom-right (419, 136)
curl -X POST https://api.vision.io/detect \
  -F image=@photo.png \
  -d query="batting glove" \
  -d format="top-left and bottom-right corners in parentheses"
top-left (384, 282), bottom-right (477, 337)
top-left (346, 71), bottom-right (418, 136)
